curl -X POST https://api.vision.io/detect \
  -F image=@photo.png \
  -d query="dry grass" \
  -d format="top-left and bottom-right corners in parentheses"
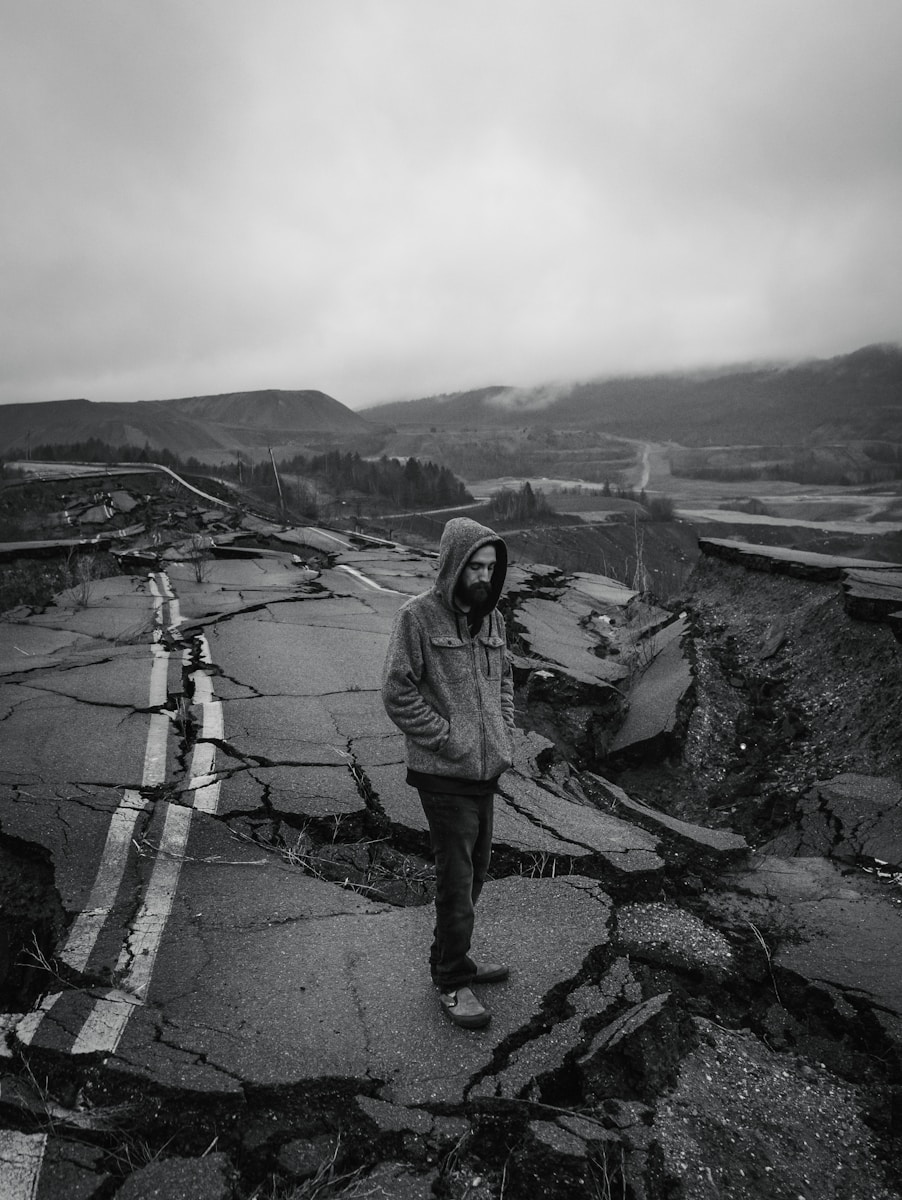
top-left (251, 1137), bottom-right (378, 1200)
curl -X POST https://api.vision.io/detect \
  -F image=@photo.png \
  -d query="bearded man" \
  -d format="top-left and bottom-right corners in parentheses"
top-left (381, 517), bottom-right (515, 1029)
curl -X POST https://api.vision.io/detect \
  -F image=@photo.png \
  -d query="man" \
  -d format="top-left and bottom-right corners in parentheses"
top-left (382, 517), bottom-right (515, 1029)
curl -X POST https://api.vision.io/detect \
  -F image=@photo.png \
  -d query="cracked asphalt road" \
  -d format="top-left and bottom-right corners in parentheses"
top-left (1, 524), bottom-right (900, 1199)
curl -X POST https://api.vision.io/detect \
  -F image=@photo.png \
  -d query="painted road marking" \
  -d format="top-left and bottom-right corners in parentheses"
top-left (14, 571), bottom-right (177, 1054)
top-left (3, 574), bottom-right (228, 1195)
top-left (0, 1131), bottom-right (47, 1200)
top-left (57, 790), bottom-right (149, 974)
top-left (71, 802), bottom-right (193, 1055)
top-left (186, 637), bottom-right (223, 814)
top-left (310, 528), bottom-right (352, 548)
top-left (67, 632), bottom-right (223, 1052)
top-left (69, 638), bottom-right (224, 1050)
top-left (336, 564), bottom-right (406, 594)
top-left (9, 992), bottom-right (60, 1048)
top-left (143, 644), bottom-right (171, 786)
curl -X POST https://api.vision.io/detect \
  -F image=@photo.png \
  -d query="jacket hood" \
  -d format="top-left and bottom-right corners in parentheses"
top-left (435, 517), bottom-right (507, 613)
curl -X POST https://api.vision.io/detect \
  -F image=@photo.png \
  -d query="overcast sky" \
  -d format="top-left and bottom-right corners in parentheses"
top-left (2, 1), bottom-right (900, 411)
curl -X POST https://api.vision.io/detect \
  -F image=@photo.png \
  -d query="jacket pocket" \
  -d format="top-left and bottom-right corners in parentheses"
top-left (478, 634), bottom-right (506, 678)
top-left (442, 720), bottom-right (472, 763)
top-left (428, 635), bottom-right (469, 686)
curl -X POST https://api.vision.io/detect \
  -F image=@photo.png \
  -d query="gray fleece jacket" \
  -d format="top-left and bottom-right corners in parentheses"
top-left (381, 517), bottom-right (515, 784)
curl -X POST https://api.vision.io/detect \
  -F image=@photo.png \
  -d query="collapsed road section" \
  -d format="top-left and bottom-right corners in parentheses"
top-left (0, 518), bottom-right (900, 1199)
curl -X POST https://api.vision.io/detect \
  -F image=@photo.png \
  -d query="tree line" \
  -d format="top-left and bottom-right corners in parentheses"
top-left (256, 451), bottom-right (472, 509)
top-left (8, 441), bottom-right (472, 513)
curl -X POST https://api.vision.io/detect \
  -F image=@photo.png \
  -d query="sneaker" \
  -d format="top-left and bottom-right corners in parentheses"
top-left (473, 961), bottom-right (509, 984)
top-left (439, 986), bottom-right (490, 1029)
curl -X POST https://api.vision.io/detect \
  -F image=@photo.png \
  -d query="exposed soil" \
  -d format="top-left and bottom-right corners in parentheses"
top-left (612, 554), bottom-right (902, 849)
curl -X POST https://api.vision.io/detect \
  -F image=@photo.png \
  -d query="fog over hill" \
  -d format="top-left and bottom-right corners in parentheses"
top-left (2, 346), bottom-right (900, 463)
top-left (365, 344), bottom-right (902, 445)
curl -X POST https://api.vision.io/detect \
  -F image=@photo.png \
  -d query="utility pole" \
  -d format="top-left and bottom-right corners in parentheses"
top-left (268, 446), bottom-right (287, 523)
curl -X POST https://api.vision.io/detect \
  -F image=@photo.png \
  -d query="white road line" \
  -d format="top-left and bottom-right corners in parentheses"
top-left (155, 570), bottom-right (181, 631)
top-left (0, 1013), bottom-right (22, 1057)
top-left (15, 572), bottom-right (177, 1058)
top-left (187, 637), bottom-right (223, 814)
top-left (7, 569), bottom-right (216, 1198)
top-left (71, 637), bottom-right (225, 1051)
top-left (0, 1131), bottom-right (47, 1200)
top-left (311, 528), bottom-right (352, 548)
top-left (57, 790), bottom-right (149, 974)
top-left (188, 695), bottom-right (223, 813)
top-left (71, 802), bottom-right (193, 1055)
top-left (143, 644), bottom-right (172, 787)
top-left (10, 992), bottom-right (60, 1048)
top-left (336, 564), bottom-right (406, 594)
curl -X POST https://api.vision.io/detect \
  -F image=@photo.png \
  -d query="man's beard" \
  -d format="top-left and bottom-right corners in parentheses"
top-left (458, 580), bottom-right (491, 612)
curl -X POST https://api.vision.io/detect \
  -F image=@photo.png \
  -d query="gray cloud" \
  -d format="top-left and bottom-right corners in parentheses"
top-left (1, 0), bottom-right (900, 410)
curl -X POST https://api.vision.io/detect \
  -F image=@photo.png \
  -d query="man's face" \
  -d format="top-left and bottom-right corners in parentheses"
top-left (457, 544), bottom-right (496, 611)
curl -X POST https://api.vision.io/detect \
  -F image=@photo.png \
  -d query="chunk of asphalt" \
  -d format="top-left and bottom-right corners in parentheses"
top-left (218, 763), bottom-right (368, 820)
top-left (497, 772), bottom-right (665, 878)
top-left (763, 772), bottom-right (902, 865)
top-left (111, 1152), bottom-right (232, 1200)
top-left (469, 1013), bottom-right (585, 1100)
top-left (616, 902), bottom-right (734, 976)
top-left (578, 992), bottom-right (691, 1103)
top-left (653, 1018), bottom-right (900, 1200)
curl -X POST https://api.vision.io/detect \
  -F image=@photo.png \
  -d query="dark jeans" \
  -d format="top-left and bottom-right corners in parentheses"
top-left (418, 788), bottom-right (494, 992)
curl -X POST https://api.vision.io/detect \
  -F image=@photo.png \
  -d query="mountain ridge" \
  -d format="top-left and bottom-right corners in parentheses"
top-left (365, 343), bottom-right (902, 444)
top-left (2, 345), bottom-right (900, 458)
top-left (0, 389), bottom-right (376, 460)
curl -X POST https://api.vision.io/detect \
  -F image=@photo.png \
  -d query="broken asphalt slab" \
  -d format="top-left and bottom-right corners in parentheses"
top-left (762, 772), bottom-right (902, 867)
top-left (103, 855), bottom-right (614, 1107)
top-left (699, 536), bottom-right (902, 581)
top-left (609, 615), bottom-right (692, 759)
top-left (711, 853), bottom-right (902, 1026)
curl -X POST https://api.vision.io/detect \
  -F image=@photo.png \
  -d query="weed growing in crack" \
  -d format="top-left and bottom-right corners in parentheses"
top-left (588, 1143), bottom-right (628, 1199)
top-left (437, 1130), bottom-right (470, 1191)
top-left (185, 533), bottom-right (213, 583)
top-left (20, 931), bottom-right (66, 988)
top-left (66, 550), bottom-right (99, 608)
top-left (283, 827), bottom-right (323, 875)
top-left (515, 850), bottom-right (574, 879)
top-left (251, 1135), bottom-right (375, 1199)
top-left (746, 919), bottom-right (783, 1007)
top-left (230, 819), bottom-right (433, 905)
top-left (104, 1133), bottom-right (176, 1179)
top-left (16, 1054), bottom-right (59, 1135)
top-left (328, 813), bottom-right (345, 842)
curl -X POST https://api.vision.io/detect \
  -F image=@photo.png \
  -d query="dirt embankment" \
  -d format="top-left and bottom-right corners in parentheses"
top-left (613, 554), bottom-right (902, 850)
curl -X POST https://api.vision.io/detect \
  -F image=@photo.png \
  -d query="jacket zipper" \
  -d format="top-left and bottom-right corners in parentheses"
top-left (467, 619), bottom-right (487, 778)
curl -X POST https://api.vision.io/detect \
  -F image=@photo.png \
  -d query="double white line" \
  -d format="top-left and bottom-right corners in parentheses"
top-left (3, 573), bottom-right (226, 1198)
top-left (15, 573), bottom-right (223, 1057)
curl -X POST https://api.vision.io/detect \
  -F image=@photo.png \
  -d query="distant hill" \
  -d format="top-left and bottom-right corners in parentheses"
top-left (366, 344), bottom-right (902, 445)
top-left (0, 389), bottom-right (377, 461)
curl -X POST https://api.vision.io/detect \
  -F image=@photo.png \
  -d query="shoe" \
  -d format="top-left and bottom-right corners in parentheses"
top-left (439, 986), bottom-right (491, 1029)
top-left (473, 961), bottom-right (509, 984)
